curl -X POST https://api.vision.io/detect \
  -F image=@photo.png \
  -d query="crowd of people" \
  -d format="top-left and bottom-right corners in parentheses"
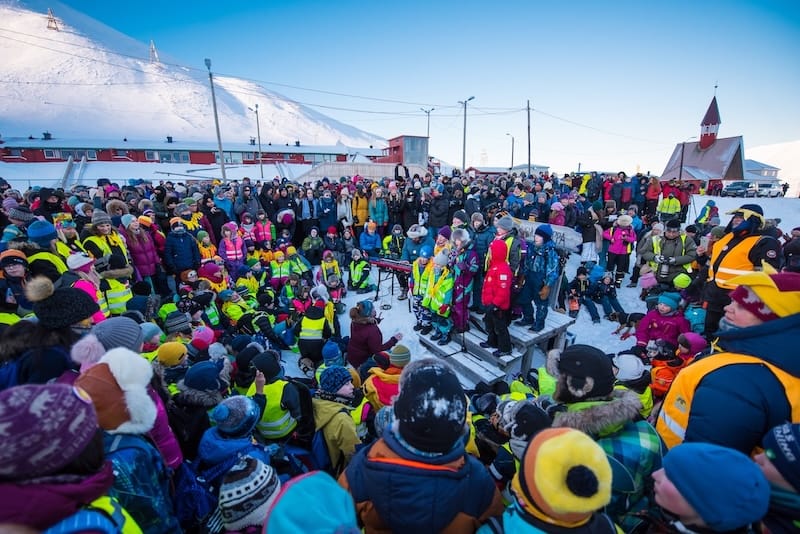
top-left (0, 168), bottom-right (798, 533)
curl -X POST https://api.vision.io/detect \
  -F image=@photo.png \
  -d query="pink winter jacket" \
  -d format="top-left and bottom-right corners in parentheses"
top-left (147, 387), bottom-right (184, 469)
top-left (635, 309), bottom-right (690, 348)
top-left (603, 225), bottom-right (637, 255)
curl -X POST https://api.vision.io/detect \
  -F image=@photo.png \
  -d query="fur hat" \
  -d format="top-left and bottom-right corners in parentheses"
top-left (406, 224), bottom-right (428, 239)
top-left (25, 276), bottom-right (99, 329)
top-left (451, 228), bottom-right (471, 246)
top-left (496, 399), bottom-right (552, 458)
top-left (663, 442), bottom-right (770, 531)
top-left (74, 348), bottom-right (157, 434)
top-left (728, 271), bottom-right (800, 321)
top-left (211, 396), bottom-right (261, 438)
top-left (393, 358), bottom-right (466, 453)
top-left (0, 384), bottom-right (99, 480)
top-left (219, 457), bottom-right (281, 531)
top-left (616, 214), bottom-right (633, 227)
top-left (762, 423), bottom-right (800, 492)
top-left (512, 428), bottom-right (612, 523)
top-left (471, 212), bottom-right (484, 224)
top-left (553, 345), bottom-right (615, 401)
top-left (319, 365), bottom-right (352, 394)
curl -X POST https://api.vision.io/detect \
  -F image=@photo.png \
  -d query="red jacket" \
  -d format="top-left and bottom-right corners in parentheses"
top-left (482, 240), bottom-right (512, 310)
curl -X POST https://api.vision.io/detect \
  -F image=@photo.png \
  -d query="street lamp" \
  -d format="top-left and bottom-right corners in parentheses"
top-left (420, 107), bottom-right (434, 166)
top-left (458, 96), bottom-right (474, 174)
top-left (205, 58), bottom-right (227, 182)
top-left (678, 136), bottom-right (697, 182)
top-left (248, 104), bottom-right (264, 180)
top-left (506, 133), bottom-right (515, 173)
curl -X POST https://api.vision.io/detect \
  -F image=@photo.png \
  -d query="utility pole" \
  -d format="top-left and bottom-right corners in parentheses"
top-left (458, 97), bottom-right (474, 174)
top-left (204, 58), bottom-right (227, 182)
top-left (527, 100), bottom-right (532, 178)
top-left (421, 107), bottom-right (434, 165)
top-left (249, 104), bottom-right (264, 180)
top-left (506, 133), bottom-right (515, 172)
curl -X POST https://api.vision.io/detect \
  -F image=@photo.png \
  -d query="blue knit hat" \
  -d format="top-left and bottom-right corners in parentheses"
top-left (265, 472), bottom-right (359, 532)
top-left (534, 223), bottom-right (553, 242)
top-left (219, 289), bottom-right (235, 302)
top-left (319, 365), bottom-right (352, 394)
top-left (663, 443), bottom-right (770, 531)
top-left (27, 220), bottom-right (58, 248)
top-left (183, 360), bottom-right (223, 392)
top-left (322, 340), bottom-right (343, 367)
top-left (358, 299), bottom-right (374, 317)
top-left (211, 396), bottom-right (260, 437)
top-left (657, 292), bottom-right (680, 310)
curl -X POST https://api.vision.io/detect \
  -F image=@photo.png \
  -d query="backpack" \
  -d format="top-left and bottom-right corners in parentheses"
top-left (44, 498), bottom-right (126, 534)
top-left (0, 359), bottom-right (19, 391)
top-left (311, 427), bottom-right (334, 474)
top-left (173, 454), bottom-right (242, 532)
top-left (650, 358), bottom-right (692, 397)
top-left (103, 433), bottom-right (180, 534)
top-left (684, 304), bottom-right (706, 334)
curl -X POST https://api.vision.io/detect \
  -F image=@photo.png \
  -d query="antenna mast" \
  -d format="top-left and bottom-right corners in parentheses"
top-left (46, 8), bottom-right (59, 31)
top-left (149, 40), bottom-right (160, 64)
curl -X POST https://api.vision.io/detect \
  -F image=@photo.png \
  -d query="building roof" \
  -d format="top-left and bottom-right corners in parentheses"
top-left (0, 136), bottom-right (385, 157)
top-left (701, 96), bottom-right (721, 126)
top-left (660, 136), bottom-right (744, 182)
top-left (744, 159), bottom-right (780, 172)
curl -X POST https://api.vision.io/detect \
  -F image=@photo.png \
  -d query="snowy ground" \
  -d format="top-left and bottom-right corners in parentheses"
top-left (280, 195), bottom-right (799, 380)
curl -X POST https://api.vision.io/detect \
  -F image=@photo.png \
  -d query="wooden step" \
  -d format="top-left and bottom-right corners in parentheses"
top-left (462, 330), bottom-right (523, 369)
top-left (419, 335), bottom-right (507, 388)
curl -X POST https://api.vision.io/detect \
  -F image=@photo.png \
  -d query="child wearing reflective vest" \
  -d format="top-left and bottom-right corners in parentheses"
top-left (423, 251), bottom-right (455, 346)
top-left (247, 350), bottom-right (302, 442)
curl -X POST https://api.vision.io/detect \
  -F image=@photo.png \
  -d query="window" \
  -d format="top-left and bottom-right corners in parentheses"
top-left (8, 149), bottom-right (22, 157)
top-left (86, 150), bottom-right (97, 160)
top-left (160, 151), bottom-right (189, 163)
top-left (244, 152), bottom-right (254, 161)
top-left (61, 149), bottom-right (97, 160)
top-left (44, 149), bottom-right (60, 159)
top-left (145, 151), bottom-right (158, 161)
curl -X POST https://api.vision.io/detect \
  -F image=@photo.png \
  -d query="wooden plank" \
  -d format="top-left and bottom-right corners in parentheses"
top-left (419, 335), bottom-right (506, 386)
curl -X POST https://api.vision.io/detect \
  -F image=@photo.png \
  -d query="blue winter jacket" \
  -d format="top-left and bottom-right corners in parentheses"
top-left (359, 231), bottom-right (381, 254)
top-left (164, 232), bottom-right (200, 272)
top-left (196, 427), bottom-right (271, 467)
top-left (400, 235), bottom-right (435, 262)
top-left (684, 313), bottom-right (800, 454)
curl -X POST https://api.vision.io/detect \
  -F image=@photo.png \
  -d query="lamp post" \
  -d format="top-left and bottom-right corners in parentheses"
top-left (421, 107), bottom-right (434, 165)
top-left (506, 133), bottom-right (515, 173)
top-left (248, 104), bottom-right (264, 180)
top-left (458, 96), bottom-right (474, 174)
top-left (204, 58), bottom-right (227, 182)
top-left (678, 135), bottom-right (697, 182)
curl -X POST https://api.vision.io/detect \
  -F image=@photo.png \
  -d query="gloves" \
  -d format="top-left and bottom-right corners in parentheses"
top-left (667, 257), bottom-right (677, 264)
top-left (653, 254), bottom-right (666, 264)
top-left (539, 285), bottom-right (551, 300)
top-left (438, 304), bottom-right (449, 315)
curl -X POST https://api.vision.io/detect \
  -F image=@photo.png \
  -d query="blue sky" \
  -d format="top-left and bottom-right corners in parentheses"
top-left (62, 0), bottom-right (799, 174)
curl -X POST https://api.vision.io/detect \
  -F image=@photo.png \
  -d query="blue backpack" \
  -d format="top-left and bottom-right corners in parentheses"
top-left (103, 433), bottom-right (180, 534)
top-left (684, 304), bottom-right (706, 334)
top-left (44, 498), bottom-right (127, 534)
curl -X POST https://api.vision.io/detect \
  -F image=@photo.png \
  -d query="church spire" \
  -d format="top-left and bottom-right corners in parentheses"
top-left (699, 96), bottom-right (721, 150)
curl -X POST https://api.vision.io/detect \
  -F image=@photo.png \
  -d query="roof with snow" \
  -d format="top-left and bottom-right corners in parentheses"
top-left (744, 159), bottom-right (780, 172)
top-left (660, 136), bottom-right (744, 182)
top-left (0, 136), bottom-right (385, 157)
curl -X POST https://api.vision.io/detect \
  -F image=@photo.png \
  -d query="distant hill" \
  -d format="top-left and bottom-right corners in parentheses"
top-left (748, 139), bottom-right (800, 197)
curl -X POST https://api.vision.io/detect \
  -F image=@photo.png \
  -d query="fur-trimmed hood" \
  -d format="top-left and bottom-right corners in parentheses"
top-left (349, 307), bottom-right (377, 325)
top-left (174, 384), bottom-right (224, 408)
top-left (99, 265), bottom-right (134, 280)
top-left (552, 389), bottom-right (642, 437)
top-left (105, 199), bottom-right (129, 216)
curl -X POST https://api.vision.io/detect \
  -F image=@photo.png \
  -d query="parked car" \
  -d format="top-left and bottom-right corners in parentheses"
top-left (757, 183), bottom-right (783, 197)
top-left (722, 181), bottom-right (757, 197)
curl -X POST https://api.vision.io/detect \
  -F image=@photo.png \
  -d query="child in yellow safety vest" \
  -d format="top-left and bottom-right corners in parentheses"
top-left (247, 350), bottom-right (304, 442)
top-left (422, 251), bottom-right (454, 345)
top-left (410, 244), bottom-right (434, 335)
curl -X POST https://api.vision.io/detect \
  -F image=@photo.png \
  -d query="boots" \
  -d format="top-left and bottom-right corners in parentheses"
top-left (430, 330), bottom-right (443, 341)
top-left (437, 331), bottom-right (452, 345)
top-left (413, 322), bottom-right (423, 331)
top-left (419, 324), bottom-right (433, 335)
top-left (614, 272), bottom-right (625, 289)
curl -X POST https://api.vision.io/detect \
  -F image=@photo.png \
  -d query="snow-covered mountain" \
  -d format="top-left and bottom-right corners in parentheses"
top-left (0, 0), bottom-right (385, 148)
